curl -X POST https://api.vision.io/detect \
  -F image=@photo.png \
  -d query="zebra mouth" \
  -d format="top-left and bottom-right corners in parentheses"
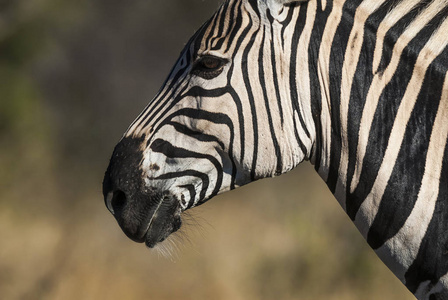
top-left (143, 208), bottom-right (182, 248)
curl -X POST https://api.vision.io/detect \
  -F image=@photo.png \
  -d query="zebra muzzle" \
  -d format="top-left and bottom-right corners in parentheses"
top-left (104, 187), bottom-right (182, 247)
top-left (103, 135), bottom-right (183, 246)
top-left (144, 204), bottom-right (182, 248)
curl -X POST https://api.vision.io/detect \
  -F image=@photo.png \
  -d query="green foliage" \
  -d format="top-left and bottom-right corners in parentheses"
top-left (0, 0), bottom-right (55, 208)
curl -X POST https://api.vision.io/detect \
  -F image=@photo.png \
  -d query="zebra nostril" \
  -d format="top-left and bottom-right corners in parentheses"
top-left (107, 190), bottom-right (127, 215)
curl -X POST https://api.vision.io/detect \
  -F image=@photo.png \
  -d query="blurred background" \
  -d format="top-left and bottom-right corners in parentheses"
top-left (0, 0), bottom-right (413, 299)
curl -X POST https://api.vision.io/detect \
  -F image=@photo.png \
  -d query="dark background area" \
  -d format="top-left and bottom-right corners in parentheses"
top-left (0, 0), bottom-right (412, 299)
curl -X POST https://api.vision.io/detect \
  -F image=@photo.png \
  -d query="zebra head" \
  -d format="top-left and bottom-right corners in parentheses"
top-left (103, 0), bottom-right (312, 248)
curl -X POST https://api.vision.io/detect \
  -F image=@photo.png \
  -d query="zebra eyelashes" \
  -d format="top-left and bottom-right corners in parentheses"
top-left (191, 55), bottom-right (228, 80)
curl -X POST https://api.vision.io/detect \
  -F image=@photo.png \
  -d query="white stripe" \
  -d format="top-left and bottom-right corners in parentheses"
top-left (295, 1), bottom-right (317, 161)
top-left (336, 0), bottom-right (387, 210)
top-left (321, 0), bottom-right (327, 11)
top-left (315, 0), bottom-right (346, 181)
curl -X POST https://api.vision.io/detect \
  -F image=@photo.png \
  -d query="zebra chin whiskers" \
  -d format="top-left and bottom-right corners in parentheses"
top-left (149, 210), bottom-right (210, 260)
top-left (151, 236), bottom-right (180, 261)
top-left (149, 220), bottom-right (188, 261)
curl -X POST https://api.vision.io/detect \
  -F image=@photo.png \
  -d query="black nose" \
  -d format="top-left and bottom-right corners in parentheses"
top-left (106, 190), bottom-right (150, 243)
top-left (106, 190), bottom-right (127, 215)
top-left (103, 136), bottom-right (149, 242)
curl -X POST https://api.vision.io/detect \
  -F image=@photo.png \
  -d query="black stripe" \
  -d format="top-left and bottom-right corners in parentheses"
top-left (179, 184), bottom-right (197, 209)
top-left (167, 121), bottom-right (226, 150)
top-left (183, 86), bottom-right (229, 98)
top-left (288, 3), bottom-right (309, 156)
top-left (367, 48), bottom-right (446, 249)
top-left (226, 72), bottom-right (245, 189)
top-left (290, 2), bottom-right (312, 141)
top-left (269, 12), bottom-right (285, 126)
top-left (226, 7), bottom-right (255, 185)
top-left (247, 0), bottom-right (261, 22)
top-left (308, 0), bottom-right (332, 171)
top-left (325, 0), bottom-right (359, 193)
top-left (332, 0), bottom-right (358, 192)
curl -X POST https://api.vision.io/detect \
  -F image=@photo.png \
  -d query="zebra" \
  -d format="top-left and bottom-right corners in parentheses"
top-left (102, 0), bottom-right (448, 298)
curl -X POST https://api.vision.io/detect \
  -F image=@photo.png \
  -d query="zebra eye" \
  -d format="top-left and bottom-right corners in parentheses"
top-left (191, 55), bottom-right (227, 79)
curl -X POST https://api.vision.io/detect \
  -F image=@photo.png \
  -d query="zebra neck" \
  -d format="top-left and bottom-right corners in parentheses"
top-left (299, 0), bottom-right (448, 296)
top-left (295, 0), bottom-right (351, 206)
